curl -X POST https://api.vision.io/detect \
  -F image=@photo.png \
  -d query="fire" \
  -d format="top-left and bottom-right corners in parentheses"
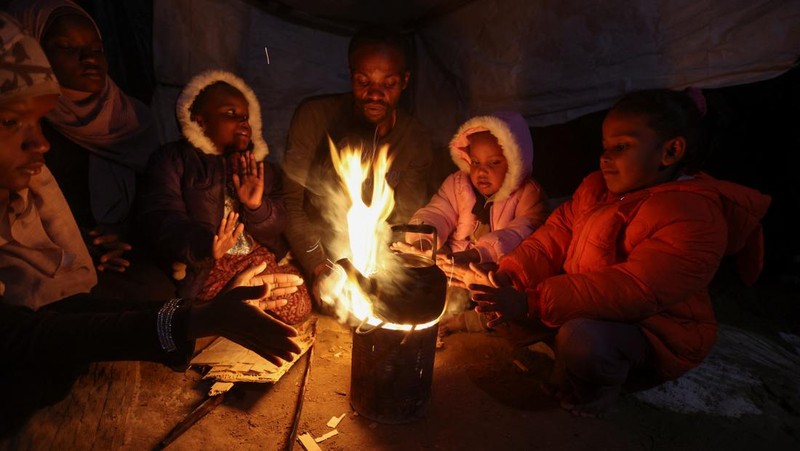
top-left (328, 138), bottom-right (395, 276)
top-left (320, 139), bottom-right (437, 331)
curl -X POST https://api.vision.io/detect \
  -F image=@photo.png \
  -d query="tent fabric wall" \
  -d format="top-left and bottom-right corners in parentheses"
top-left (152, 0), bottom-right (800, 161)
top-left (413, 0), bottom-right (800, 144)
top-left (153, 0), bottom-right (350, 153)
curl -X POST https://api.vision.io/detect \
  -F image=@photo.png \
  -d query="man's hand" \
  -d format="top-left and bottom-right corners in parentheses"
top-left (212, 212), bottom-right (244, 260)
top-left (469, 271), bottom-right (527, 328)
top-left (232, 151), bottom-right (264, 210)
top-left (188, 285), bottom-right (301, 366)
top-left (88, 225), bottom-right (132, 272)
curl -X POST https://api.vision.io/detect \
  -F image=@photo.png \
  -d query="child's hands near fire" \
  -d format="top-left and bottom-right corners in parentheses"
top-left (187, 284), bottom-right (301, 366)
top-left (469, 271), bottom-right (527, 328)
top-left (442, 260), bottom-right (498, 288)
top-left (232, 151), bottom-right (264, 210)
top-left (390, 240), bottom-right (431, 257)
top-left (212, 212), bottom-right (244, 259)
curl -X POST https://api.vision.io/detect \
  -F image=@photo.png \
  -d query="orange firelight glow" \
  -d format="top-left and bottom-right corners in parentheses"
top-left (319, 139), bottom-right (437, 331)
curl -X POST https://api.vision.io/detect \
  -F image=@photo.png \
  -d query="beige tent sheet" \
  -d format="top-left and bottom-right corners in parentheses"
top-left (152, 0), bottom-right (800, 156)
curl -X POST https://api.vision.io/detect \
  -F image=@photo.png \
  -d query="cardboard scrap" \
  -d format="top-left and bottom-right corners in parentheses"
top-left (326, 413), bottom-right (345, 428)
top-left (297, 432), bottom-right (322, 451)
top-left (190, 318), bottom-right (316, 392)
top-left (314, 429), bottom-right (339, 443)
top-left (209, 381), bottom-right (235, 396)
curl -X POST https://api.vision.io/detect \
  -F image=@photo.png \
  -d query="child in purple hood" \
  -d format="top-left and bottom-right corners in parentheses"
top-left (393, 111), bottom-right (549, 332)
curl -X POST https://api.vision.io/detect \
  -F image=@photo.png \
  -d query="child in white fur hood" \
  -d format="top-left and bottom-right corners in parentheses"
top-left (137, 70), bottom-right (311, 325)
top-left (393, 111), bottom-right (549, 332)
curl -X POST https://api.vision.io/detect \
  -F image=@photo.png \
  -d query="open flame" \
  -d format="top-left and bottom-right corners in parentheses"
top-left (319, 139), bottom-right (437, 331)
top-left (329, 138), bottom-right (395, 276)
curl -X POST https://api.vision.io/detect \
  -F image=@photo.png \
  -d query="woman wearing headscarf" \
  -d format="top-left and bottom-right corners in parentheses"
top-left (10, 0), bottom-right (158, 274)
top-left (9, 0), bottom-right (178, 301)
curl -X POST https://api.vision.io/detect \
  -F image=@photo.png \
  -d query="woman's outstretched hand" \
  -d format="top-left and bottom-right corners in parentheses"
top-left (188, 284), bottom-right (301, 366)
top-left (224, 261), bottom-right (304, 309)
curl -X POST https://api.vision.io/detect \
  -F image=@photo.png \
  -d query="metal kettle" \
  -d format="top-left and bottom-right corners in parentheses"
top-left (337, 224), bottom-right (447, 329)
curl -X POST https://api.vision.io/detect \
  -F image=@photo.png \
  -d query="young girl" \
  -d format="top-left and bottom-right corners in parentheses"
top-left (468, 89), bottom-right (770, 416)
top-left (394, 111), bottom-right (549, 330)
top-left (138, 70), bottom-right (311, 325)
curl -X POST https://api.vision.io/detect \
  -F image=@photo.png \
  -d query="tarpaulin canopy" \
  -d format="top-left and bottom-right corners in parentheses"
top-left (151, 0), bottom-right (800, 158)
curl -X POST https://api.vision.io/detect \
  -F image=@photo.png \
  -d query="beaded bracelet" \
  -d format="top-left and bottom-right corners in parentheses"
top-left (157, 297), bottom-right (183, 352)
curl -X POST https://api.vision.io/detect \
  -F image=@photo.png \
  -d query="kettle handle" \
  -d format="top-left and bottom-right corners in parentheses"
top-left (390, 223), bottom-right (438, 261)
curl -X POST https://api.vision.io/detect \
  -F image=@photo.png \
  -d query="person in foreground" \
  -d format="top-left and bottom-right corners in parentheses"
top-left (467, 89), bottom-right (771, 417)
top-left (0, 14), bottom-right (301, 435)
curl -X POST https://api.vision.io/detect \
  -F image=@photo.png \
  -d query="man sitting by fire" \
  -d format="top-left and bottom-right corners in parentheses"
top-left (282, 27), bottom-right (433, 313)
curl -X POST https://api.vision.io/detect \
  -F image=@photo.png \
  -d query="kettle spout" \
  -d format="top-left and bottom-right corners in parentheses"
top-left (335, 258), bottom-right (378, 298)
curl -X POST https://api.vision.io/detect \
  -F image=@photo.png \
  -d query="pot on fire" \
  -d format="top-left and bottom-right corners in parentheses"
top-left (336, 224), bottom-right (447, 329)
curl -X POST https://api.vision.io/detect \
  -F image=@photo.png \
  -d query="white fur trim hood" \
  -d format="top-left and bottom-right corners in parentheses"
top-left (449, 111), bottom-right (534, 203)
top-left (176, 70), bottom-right (269, 160)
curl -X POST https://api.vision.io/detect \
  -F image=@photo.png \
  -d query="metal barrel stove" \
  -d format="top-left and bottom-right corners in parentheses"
top-left (346, 224), bottom-right (447, 423)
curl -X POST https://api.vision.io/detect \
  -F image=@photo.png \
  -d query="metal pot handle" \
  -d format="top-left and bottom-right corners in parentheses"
top-left (354, 318), bottom-right (385, 335)
top-left (391, 223), bottom-right (438, 261)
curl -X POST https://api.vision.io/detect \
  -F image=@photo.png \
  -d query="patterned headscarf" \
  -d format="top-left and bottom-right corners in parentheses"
top-left (0, 12), bottom-right (60, 102)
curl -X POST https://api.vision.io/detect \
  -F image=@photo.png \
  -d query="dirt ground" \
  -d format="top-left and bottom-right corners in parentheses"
top-left (2, 273), bottom-right (799, 451)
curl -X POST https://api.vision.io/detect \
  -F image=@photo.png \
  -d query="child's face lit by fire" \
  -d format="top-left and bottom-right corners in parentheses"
top-left (0, 95), bottom-right (58, 192)
top-left (468, 132), bottom-right (508, 198)
top-left (601, 111), bottom-right (682, 195)
top-left (192, 85), bottom-right (252, 154)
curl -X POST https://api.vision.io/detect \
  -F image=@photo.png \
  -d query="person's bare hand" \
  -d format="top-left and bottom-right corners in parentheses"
top-left (437, 259), bottom-right (497, 288)
top-left (390, 241), bottom-right (430, 257)
top-left (88, 226), bottom-right (132, 272)
top-left (312, 262), bottom-right (336, 304)
top-left (232, 151), bottom-right (264, 210)
top-left (188, 285), bottom-right (301, 366)
top-left (224, 261), bottom-right (303, 309)
top-left (469, 271), bottom-right (527, 328)
top-left (212, 212), bottom-right (244, 259)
